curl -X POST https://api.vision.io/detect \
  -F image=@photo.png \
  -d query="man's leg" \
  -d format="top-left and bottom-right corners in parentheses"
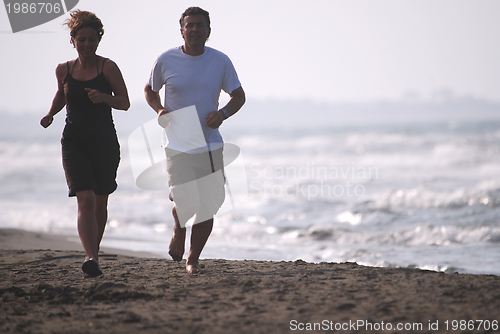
top-left (183, 151), bottom-right (224, 274)
top-left (169, 206), bottom-right (186, 262)
top-left (186, 217), bottom-right (213, 274)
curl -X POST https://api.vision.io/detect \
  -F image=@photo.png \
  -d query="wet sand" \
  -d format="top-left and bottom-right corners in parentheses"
top-left (1, 228), bottom-right (499, 333)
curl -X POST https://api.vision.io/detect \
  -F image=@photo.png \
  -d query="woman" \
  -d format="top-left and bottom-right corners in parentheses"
top-left (40, 10), bottom-right (130, 277)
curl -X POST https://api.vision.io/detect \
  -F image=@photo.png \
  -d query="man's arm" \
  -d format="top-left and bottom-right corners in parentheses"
top-left (222, 86), bottom-right (246, 117)
top-left (144, 84), bottom-right (169, 116)
top-left (206, 86), bottom-right (246, 129)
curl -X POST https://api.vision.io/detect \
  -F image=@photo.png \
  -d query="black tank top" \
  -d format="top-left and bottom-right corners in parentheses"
top-left (63, 58), bottom-right (116, 139)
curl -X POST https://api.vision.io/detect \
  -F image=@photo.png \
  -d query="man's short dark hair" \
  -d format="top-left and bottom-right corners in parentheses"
top-left (179, 7), bottom-right (210, 29)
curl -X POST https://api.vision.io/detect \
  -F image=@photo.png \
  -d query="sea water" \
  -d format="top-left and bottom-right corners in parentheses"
top-left (1, 113), bottom-right (500, 275)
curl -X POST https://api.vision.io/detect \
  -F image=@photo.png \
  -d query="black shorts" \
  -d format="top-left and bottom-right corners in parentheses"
top-left (61, 135), bottom-right (120, 197)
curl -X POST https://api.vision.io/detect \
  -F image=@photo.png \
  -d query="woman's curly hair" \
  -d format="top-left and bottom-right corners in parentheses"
top-left (64, 10), bottom-right (104, 42)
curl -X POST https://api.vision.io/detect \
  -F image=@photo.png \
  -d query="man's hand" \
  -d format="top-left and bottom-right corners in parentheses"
top-left (158, 108), bottom-right (169, 117)
top-left (158, 108), bottom-right (171, 128)
top-left (206, 110), bottom-right (224, 129)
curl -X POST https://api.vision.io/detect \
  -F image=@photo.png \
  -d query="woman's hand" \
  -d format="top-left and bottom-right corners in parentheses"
top-left (85, 88), bottom-right (106, 104)
top-left (40, 114), bottom-right (53, 128)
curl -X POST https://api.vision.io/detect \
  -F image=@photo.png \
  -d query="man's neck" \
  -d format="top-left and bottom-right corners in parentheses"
top-left (182, 44), bottom-right (205, 56)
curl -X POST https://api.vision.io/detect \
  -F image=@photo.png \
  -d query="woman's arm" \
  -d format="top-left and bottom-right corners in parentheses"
top-left (40, 63), bottom-right (67, 128)
top-left (87, 59), bottom-right (130, 111)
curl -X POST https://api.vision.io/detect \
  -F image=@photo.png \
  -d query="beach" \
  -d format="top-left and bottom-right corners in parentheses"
top-left (1, 229), bottom-right (499, 334)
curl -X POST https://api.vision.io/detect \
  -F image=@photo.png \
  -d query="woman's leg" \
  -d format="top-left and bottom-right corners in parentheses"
top-left (95, 194), bottom-right (109, 247)
top-left (76, 190), bottom-right (99, 260)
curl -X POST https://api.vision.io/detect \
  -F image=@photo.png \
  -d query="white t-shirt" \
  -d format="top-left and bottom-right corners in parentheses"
top-left (148, 46), bottom-right (241, 153)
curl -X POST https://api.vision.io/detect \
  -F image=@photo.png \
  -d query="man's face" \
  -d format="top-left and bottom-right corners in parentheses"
top-left (181, 15), bottom-right (211, 48)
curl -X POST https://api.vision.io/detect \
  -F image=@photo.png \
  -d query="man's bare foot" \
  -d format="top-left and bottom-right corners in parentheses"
top-left (169, 206), bottom-right (186, 261)
top-left (169, 224), bottom-right (186, 262)
top-left (186, 259), bottom-right (206, 274)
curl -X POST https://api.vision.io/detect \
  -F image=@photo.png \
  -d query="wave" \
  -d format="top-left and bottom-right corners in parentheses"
top-left (2, 120), bottom-right (500, 274)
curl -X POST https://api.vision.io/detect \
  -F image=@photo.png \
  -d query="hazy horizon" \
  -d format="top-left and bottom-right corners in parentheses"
top-left (1, 0), bottom-right (499, 115)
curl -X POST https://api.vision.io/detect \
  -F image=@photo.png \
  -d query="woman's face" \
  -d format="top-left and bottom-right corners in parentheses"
top-left (72, 26), bottom-right (99, 56)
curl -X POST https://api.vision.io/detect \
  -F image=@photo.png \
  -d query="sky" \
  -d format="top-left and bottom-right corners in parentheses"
top-left (1, 0), bottom-right (499, 115)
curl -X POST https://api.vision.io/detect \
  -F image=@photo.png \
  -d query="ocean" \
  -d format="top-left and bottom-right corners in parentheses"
top-left (1, 101), bottom-right (500, 275)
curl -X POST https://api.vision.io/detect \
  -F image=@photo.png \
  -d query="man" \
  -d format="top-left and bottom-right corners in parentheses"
top-left (144, 7), bottom-right (245, 274)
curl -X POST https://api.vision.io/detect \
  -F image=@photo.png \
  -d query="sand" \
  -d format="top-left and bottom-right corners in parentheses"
top-left (1, 229), bottom-right (499, 334)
